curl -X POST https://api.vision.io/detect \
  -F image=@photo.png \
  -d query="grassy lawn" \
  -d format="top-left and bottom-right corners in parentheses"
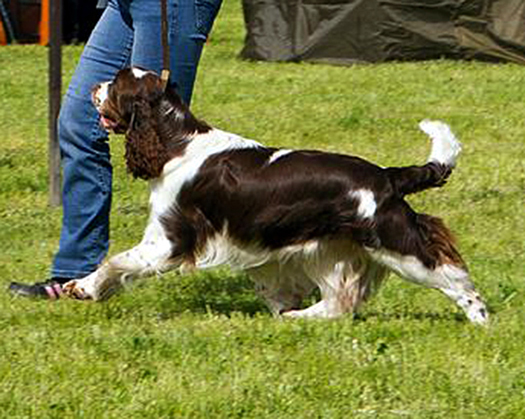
top-left (1, 0), bottom-right (525, 417)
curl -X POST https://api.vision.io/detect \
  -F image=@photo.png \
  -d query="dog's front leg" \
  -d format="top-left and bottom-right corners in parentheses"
top-left (63, 263), bottom-right (118, 301)
top-left (63, 222), bottom-right (174, 300)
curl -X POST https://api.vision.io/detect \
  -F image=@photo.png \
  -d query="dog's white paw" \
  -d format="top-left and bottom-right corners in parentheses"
top-left (281, 310), bottom-right (301, 318)
top-left (465, 299), bottom-right (489, 326)
top-left (62, 280), bottom-right (91, 300)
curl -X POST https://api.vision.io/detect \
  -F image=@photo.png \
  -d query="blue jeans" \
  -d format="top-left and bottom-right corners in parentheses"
top-left (52, 0), bottom-right (222, 278)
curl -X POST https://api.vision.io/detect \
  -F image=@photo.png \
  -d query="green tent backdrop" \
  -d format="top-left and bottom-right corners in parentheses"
top-left (241, 0), bottom-right (525, 65)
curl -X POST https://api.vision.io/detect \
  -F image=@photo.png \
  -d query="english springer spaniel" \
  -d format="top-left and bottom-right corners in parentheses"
top-left (63, 67), bottom-right (488, 325)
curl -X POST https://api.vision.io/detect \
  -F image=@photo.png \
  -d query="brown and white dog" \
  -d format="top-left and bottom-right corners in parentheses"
top-left (63, 67), bottom-right (488, 325)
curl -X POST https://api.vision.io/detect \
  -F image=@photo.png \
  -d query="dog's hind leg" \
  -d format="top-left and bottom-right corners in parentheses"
top-left (282, 257), bottom-right (388, 319)
top-left (368, 249), bottom-right (488, 325)
top-left (63, 221), bottom-right (176, 300)
top-left (370, 203), bottom-right (488, 324)
top-left (249, 262), bottom-right (316, 315)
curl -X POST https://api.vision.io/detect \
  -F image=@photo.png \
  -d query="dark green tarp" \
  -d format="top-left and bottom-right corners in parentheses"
top-left (241, 0), bottom-right (525, 65)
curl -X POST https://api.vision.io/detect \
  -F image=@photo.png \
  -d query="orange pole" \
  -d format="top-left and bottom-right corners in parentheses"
top-left (40, 0), bottom-right (50, 45)
top-left (0, 20), bottom-right (7, 45)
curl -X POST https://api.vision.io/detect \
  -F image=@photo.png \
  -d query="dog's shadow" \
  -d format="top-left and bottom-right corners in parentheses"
top-left (352, 310), bottom-right (468, 324)
top-left (107, 271), bottom-right (474, 325)
top-left (129, 271), bottom-right (268, 319)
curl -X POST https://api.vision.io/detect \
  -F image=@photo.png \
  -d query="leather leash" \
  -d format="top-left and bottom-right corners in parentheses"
top-left (160, 0), bottom-right (170, 90)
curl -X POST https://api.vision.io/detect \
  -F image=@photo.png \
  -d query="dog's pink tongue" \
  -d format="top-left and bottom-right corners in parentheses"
top-left (100, 116), bottom-right (117, 130)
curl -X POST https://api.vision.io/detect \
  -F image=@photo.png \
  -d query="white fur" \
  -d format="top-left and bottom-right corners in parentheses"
top-left (368, 248), bottom-right (488, 325)
top-left (279, 241), bottom-right (387, 318)
top-left (278, 241), bottom-right (320, 262)
top-left (349, 189), bottom-right (377, 219)
top-left (67, 219), bottom-right (173, 300)
top-left (195, 229), bottom-right (321, 272)
top-left (268, 149), bottom-right (293, 165)
top-left (93, 82), bottom-right (110, 110)
top-left (419, 120), bottom-right (462, 167)
top-left (132, 68), bottom-right (151, 79)
top-left (194, 227), bottom-right (270, 271)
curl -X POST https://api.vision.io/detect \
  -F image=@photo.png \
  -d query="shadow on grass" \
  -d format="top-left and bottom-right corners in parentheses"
top-left (4, 270), bottom-right (489, 327)
top-left (105, 271), bottom-right (480, 325)
top-left (114, 270), bottom-right (270, 320)
top-left (353, 310), bottom-right (469, 324)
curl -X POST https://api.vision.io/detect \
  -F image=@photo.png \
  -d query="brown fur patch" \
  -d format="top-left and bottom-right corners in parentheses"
top-left (417, 214), bottom-right (466, 269)
top-left (125, 102), bottom-right (170, 180)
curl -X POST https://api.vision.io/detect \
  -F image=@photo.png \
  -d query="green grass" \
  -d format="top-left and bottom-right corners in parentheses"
top-left (1, 0), bottom-right (525, 417)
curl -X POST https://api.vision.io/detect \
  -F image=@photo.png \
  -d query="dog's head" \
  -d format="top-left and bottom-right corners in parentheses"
top-left (91, 67), bottom-right (210, 180)
top-left (92, 67), bottom-right (178, 180)
top-left (92, 67), bottom-right (166, 134)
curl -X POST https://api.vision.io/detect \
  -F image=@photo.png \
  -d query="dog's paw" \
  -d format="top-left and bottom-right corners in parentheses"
top-left (62, 280), bottom-right (91, 300)
top-left (280, 310), bottom-right (298, 318)
top-left (465, 300), bottom-right (489, 326)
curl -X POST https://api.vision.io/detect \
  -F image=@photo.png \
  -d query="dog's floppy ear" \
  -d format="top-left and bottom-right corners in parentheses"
top-left (124, 98), bottom-right (169, 180)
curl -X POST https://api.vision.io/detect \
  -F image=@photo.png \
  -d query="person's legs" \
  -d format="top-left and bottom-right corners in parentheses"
top-left (9, 0), bottom-right (222, 299)
top-left (54, 0), bottom-right (222, 276)
top-left (54, 0), bottom-right (222, 279)
top-left (9, 0), bottom-right (135, 298)
top-left (52, 0), bottom-right (135, 279)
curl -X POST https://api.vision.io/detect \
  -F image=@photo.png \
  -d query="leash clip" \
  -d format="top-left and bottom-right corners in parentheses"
top-left (160, 69), bottom-right (170, 91)
top-left (160, 0), bottom-right (170, 91)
